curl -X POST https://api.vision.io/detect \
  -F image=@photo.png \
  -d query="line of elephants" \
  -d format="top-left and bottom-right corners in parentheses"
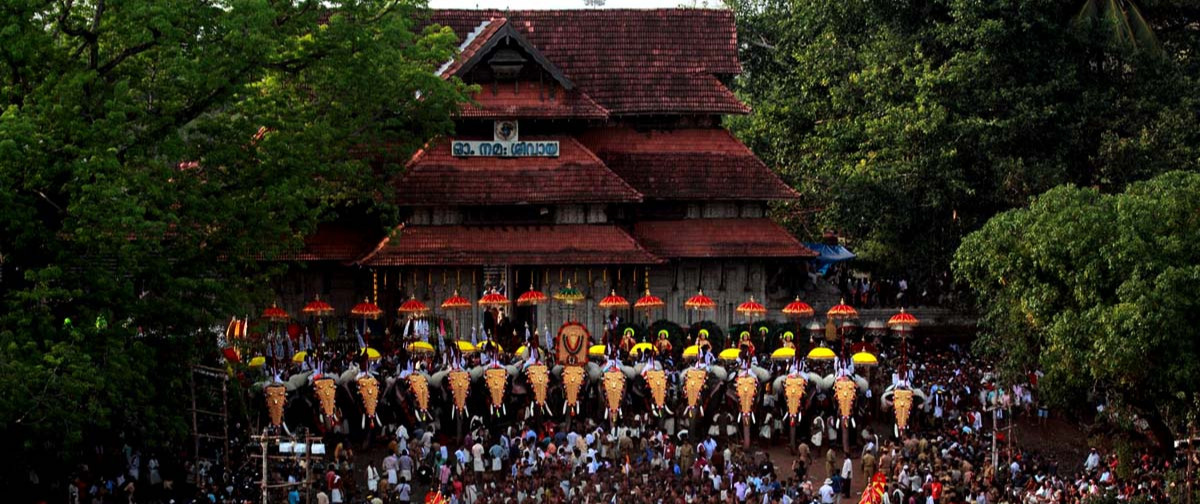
top-left (251, 353), bottom-right (934, 451)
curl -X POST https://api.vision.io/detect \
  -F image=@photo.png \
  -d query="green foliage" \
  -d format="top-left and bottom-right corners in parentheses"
top-left (953, 171), bottom-right (1200, 445)
top-left (728, 0), bottom-right (1200, 277)
top-left (0, 0), bottom-right (470, 490)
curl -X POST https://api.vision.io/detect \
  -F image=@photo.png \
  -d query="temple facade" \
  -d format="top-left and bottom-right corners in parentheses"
top-left (278, 9), bottom-right (815, 341)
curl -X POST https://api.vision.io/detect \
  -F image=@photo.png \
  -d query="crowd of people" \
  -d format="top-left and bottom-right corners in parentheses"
top-left (62, 336), bottom-right (1195, 504)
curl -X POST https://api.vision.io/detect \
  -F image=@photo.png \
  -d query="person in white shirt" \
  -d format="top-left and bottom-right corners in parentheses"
top-left (819, 478), bottom-right (836, 504)
top-left (841, 456), bottom-right (854, 498)
top-left (1084, 448), bottom-right (1100, 472)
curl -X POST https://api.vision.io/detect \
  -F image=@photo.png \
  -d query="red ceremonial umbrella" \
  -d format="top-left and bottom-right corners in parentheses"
top-left (887, 307), bottom-right (919, 328)
top-left (634, 289), bottom-right (664, 323)
top-left (826, 299), bottom-right (858, 364)
top-left (782, 297), bottom-right (814, 319)
top-left (440, 290), bottom-right (472, 344)
top-left (351, 298), bottom-right (383, 319)
top-left (479, 290), bottom-right (509, 308)
top-left (302, 295), bottom-right (334, 317)
top-left (889, 307), bottom-right (919, 376)
top-left (736, 296), bottom-right (767, 320)
top-left (685, 289), bottom-right (716, 325)
top-left (262, 303), bottom-right (289, 321)
top-left (517, 286), bottom-right (547, 332)
top-left (598, 290), bottom-right (630, 311)
top-left (398, 296), bottom-right (430, 317)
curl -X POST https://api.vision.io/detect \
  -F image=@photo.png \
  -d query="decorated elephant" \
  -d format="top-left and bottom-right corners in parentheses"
top-left (880, 384), bottom-right (928, 436)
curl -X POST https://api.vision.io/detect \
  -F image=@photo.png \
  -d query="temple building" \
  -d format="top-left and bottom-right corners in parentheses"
top-left (279, 9), bottom-right (815, 342)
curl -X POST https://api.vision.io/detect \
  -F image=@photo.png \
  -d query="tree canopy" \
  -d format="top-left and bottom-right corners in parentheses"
top-left (728, 0), bottom-right (1200, 278)
top-left (0, 0), bottom-right (470, 489)
top-left (953, 171), bottom-right (1200, 447)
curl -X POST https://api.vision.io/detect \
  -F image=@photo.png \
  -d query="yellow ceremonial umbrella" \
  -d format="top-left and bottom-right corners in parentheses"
top-left (806, 347), bottom-right (836, 361)
top-left (770, 347), bottom-right (796, 361)
top-left (291, 351), bottom-right (308, 363)
top-left (361, 347), bottom-right (382, 360)
top-left (682, 345), bottom-right (700, 359)
top-left (851, 351), bottom-right (879, 366)
top-left (248, 356), bottom-right (266, 368)
top-left (478, 340), bottom-right (504, 354)
top-left (456, 340), bottom-right (478, 354)
top-left (718, 348), bottom-right (741, 361)
top-left (588, 344), bottom-right (607, 357)
top-left (406, 341), bottom-right (434, 354)
top-left (629, 342), bottom-right (656, 357)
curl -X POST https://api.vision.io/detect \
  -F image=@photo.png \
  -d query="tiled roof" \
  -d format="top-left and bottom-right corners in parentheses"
top-left (459, 83), bottom-right (609, 119)
top-left (396, 136), bottom-right (641, 205)
top-left (274, 223), bottom-right (381, 262)
top-left (429, 9), bottom-right (747, 115)
top-left (363, 224), bottom-right (663, 265)
top-left (632, 219), bottom-right (817, 258)
top-left (578, 127), bottom-right (800, 201)
top-left (436, 19), bottom-right (508, 79)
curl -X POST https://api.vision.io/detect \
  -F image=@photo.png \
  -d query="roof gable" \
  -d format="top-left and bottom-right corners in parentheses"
top-left (437, 18), bottom-right (573, 91)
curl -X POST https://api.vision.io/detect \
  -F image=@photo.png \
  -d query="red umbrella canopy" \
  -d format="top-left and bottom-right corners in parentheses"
top-left (888, 307), bottom-right (919, 328)
top-left (684, 290), bottom-right (716, 311)
top-left (634, 289), bottom-right (665, 311)
top-left (826, 298), bottom-right (858, 319)
top-left (517, 287), bottom-right (548, 306)
top-left (782, 297), bottom-right (814, 318)
top-left (598, 290), bottom-right (630, 310)
top-left (301, 296), bottom-right (333, 317)
top-left (350, 298), bottom-right (383, 319)
top-left (479, 290), bottom-right (510, 307)
top-left (440, 291), bottom-right (472, 311)
top-left (262, 303), bottom-right (289, 321)
top-left (398, 297), bottom-right (430, 315)
top-left (736, 296), bottom-right (767, 317)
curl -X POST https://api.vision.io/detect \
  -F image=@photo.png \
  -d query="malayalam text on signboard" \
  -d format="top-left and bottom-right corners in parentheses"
top-left (451, 140), bottom-right (560, 158)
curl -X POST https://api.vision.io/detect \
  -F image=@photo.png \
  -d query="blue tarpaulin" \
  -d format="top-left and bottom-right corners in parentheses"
top-left (804, 242), bottom-right (856, 275)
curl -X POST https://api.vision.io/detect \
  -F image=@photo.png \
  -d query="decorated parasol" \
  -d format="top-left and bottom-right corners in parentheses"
top-left (360, 347), bottom-right (382, 360)
top-left (782, 297), bottom-right (814, 318)
top-left (599, 290), bottom-right (630, 311)
top-left (633, 289), bottom-right (664, 323)
top-left (262, 303), bottom-right (289, 322)
top-left (517, 287), bottom-right (547, 306)
top-left (478, 339), bottom-right (504, 354)
top-left (351, 298), bottom-right (383, 319)
top-left (771, 347), bottom-right (797, 361)
top-left (398, 296), bottom-right (430, 317)
top-left (406, 341), bottom-right (435, 355)
top-left (248, 356), bottom-right (267, 368)
top-left (851, 351), bottom-right (879, 366)
top-left (889, 307), bottom-right (919, 386)
top-left (827, 299), bottom-right (858, 320)
top-left (806, 346), bottom-right (836, 361)
top-left (736, 296), bottom-right (767, 320)
top-left (440, 290), bottom-right (471, 347)
top-left (682, 345), bottom-right (701, 360)
top-left (456, 340), bottom-right (478, 354)
top-left (479, 290), bottom-right (509, 308)
top-left (291, 351), bottom-right (308, 363)
top-left (629, 342), bottom-right (656, 357)
top-left (718, 347), bottom-right (741, 362)
top-left (302, 295), bottom-right (333, 317)
top-left (554, 280), bottom-right (585, 322)
top-left (684, 289), bottom-right (716, 325)
top-left (588, 344), bottom-right (607, 357)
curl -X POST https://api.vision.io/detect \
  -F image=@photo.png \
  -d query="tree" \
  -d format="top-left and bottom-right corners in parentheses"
top-left (727, 0), bottom-right (1200, 279)
top-left (953, 171), bottom-right (1200, 450)
top-left (0, 0), bottom-right (470, 493)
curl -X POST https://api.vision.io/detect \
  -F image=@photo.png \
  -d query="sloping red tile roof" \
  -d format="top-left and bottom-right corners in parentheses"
top-left (429, 9), bottom-right (747, 115)
top-left (397, 136), bottom-right (641, 205)
top-left (578, 127), bottom-right (799, 201)
top-left (274, 223), bottom-right (382, 262)
top-left (437, 18), bottom-right (508, 79)
top-left (632, 219), bottom-right (816, 258)
top-left (363, 224), bottom-right (663, 265)
top-left (459, 83), bottom-right (609, 119)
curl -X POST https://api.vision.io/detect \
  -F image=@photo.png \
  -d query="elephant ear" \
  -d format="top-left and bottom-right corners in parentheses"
top-left (586, 362), bottom-right (601, 381)
top-left (430, 370), bottom-right (449, 388)
top-left (913, 388), bottom-right (929, 403)
top-left (505, 364), bottom-right (521, 377)
top-left (620, 364), bottom-right (636, 379)
top-left (469, 366), bottom-right (484, 381)
top-left (286, 371), bottom-right (312, 391)
top-left (709, 365), bottom-right (728, 382)
top-left (852, 375), bottom-right (869, 391)
top-left (817, 374), bottom-right (836, 391)
top-left (551, 365), bottom-right (564, 377)
top-left (751, 366), bottom-right (770, 383)
top-left (806, 372), bottom-right (824, 386)
top-left (772, 375), bottom-right (786, 394)
top-left (337, 367), bottom-right (358, 386)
